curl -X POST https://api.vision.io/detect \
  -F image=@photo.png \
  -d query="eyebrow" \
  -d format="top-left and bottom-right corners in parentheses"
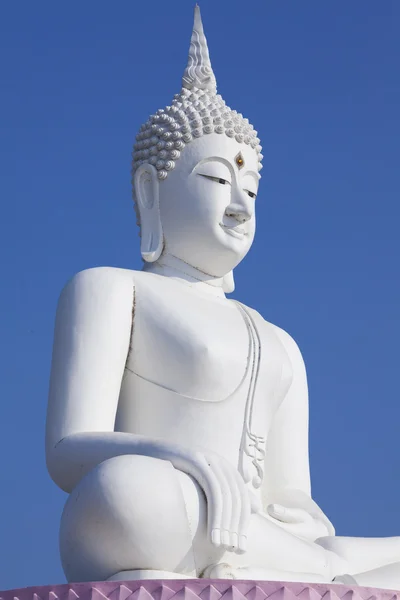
top-left (191, 156), bottom-right (234, 175)
top-left (243, 170), bottom-right (261, 182)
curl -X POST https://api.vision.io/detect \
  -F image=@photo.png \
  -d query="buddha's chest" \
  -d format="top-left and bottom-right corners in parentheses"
top-left (126, 276), bottom-right (250, 402)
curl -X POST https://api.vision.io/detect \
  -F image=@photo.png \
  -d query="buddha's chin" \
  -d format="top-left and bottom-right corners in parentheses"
top-left (178, 242), bottom-right (248, 278)
top-left (203, 236), bottom-right (252, 275)
top-left (217, 228), bottom-right (252, 259)
top-left (165, 227), bottom-right (253, 275)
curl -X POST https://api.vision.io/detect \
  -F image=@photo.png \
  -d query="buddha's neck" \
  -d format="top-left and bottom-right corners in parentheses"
top-left (143, 253), bottom-right (226, 298)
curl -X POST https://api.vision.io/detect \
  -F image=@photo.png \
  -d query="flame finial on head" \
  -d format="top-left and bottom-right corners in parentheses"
top-left (132, 5), bottom-right (263, 189)
top-left (182, 5), bottom-right (217, 93)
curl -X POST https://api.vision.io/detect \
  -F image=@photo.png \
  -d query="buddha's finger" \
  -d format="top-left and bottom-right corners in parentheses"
top-left (237, 472), bottom-right (251, 554)
top-left (283, 507), bottom-right (313, 524)
top-left (205, 474), bottom-right (224, 545)
top-left (206, 458), bottom-right (234, 547)
top-left (231, 468), bottom-right (252, 552)
top-left (219, 462), bottom-right (240, 551)
top-left (209, 458), bottom-right (233, 549)
top-left (192, 455), bottom-right (223, 546)
top-left (268, 504), bottom-right (312, 524)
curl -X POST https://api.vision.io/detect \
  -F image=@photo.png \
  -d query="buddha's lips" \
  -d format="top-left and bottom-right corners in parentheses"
top-left (219, 222), bottom-right (247, 239)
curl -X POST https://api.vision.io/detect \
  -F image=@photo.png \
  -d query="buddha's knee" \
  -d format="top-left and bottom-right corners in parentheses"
top-left (60, 455), bottom-right (197, 582)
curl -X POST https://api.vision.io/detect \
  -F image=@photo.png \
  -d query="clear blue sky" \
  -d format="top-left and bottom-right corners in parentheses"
top-left (0, 0), bottom-right (399, 590)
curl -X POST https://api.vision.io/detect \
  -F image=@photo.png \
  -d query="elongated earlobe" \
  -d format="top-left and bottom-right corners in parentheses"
top-left (133, 164), bottom-right (164, 262)
top-left (223, 271), bottom-right (235, 293)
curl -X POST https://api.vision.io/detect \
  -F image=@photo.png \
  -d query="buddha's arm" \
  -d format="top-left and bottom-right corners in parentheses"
top-left (46, 267), bottom-right (250, 552)
top-left (46, 266), bottom-right (136, 492)
top-left (262, 325), bottom-right (335, 538)
top-left (46, 267), bottom-right (203, 492)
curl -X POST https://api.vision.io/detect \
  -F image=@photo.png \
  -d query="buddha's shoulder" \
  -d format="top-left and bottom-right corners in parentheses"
top-left (242, 303), bottom-right (305, 365)
top-left (59, 266), bottom-right (151, 302)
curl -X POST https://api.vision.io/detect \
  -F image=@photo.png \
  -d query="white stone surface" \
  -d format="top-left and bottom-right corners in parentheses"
top-left (46, 4), bottom-right (400, 589)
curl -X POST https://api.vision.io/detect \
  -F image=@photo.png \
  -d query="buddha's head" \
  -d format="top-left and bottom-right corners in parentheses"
top-left (132, 5), bottom-right (263, 288)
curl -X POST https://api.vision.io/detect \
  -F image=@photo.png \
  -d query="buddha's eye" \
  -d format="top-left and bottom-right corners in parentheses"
top-left (245, 190), bottom-right (257, 199)
top-left (198, 173), bottom-right (231, 186)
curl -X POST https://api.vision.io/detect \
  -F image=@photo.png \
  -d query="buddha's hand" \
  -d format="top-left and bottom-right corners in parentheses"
top-left (267, 504), bottom-right (334, 541)
top-left (177, 450), bottom-right (251, 554)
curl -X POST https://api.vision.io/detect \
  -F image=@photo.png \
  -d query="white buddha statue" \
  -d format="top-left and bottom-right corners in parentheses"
top-left (46, 5), bottom-right (400, 589)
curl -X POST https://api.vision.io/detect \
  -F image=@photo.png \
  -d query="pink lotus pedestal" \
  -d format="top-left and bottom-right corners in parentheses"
top-left (1, 581), bottom-right (399, 600)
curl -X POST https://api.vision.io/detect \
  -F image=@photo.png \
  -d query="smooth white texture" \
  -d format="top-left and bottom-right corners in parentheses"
top-left (46, 7), bottom-right (400, 588)
top-left (46, 261), bottom-right (400, 585)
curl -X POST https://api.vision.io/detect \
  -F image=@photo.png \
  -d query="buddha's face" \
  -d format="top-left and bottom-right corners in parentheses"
top-left (135, 133), bottom-right (260, 277)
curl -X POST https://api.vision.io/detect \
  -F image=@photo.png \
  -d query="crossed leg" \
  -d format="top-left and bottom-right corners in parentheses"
top-left (317, 537), bottom-right (400, 589)
top-left (59, 454), bottom-right (399, 586)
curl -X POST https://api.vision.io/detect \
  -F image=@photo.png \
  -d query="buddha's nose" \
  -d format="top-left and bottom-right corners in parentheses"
top-left (225, 198), bottom-right (253, 224)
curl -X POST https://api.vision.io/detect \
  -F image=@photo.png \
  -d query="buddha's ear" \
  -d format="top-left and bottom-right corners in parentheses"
top-left (223, 270), bottom-right (235, 294)
top-left (133, 164), bottom-right (164, 263)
